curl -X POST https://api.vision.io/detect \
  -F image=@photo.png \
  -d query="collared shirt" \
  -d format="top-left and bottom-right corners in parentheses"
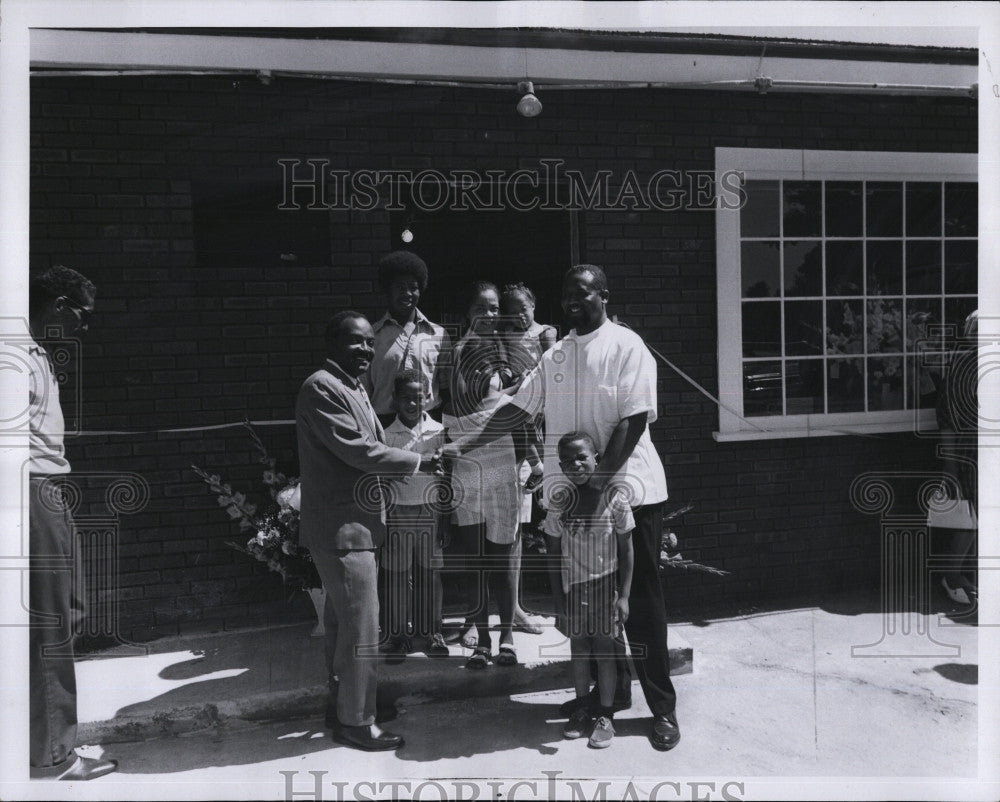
top-left (27, 339), bottom-right (70, 475)
top-left (509, 318), bottom-right (669, 508)
top-left (364, 309), bottom-right (451, 416)
top-left (543, 488), bottom-right (635, 592)
top-left (382, 412), bottom-right (445, 506)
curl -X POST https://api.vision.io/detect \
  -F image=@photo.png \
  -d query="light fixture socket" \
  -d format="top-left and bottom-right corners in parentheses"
top-left (516, 80), bottom-right (543, 117)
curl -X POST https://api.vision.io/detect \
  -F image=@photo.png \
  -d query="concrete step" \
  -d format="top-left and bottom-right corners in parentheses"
top-left (76, 614), bottom-right (692, 744)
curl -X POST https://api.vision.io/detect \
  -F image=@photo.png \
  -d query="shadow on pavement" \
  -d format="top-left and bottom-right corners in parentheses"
top-left (110, 720), bottom-right (336, 774)
top-left (933, 663), bottom-right (978, 685)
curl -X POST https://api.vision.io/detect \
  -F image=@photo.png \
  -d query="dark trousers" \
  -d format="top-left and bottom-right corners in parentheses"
top-left (624, 502), bottom-right (677, 716)
top-left (29, 477), bottom-right (83, 770)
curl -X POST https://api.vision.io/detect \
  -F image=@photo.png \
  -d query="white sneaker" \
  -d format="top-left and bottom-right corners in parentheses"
top-left (588, 716), bottom-right (615, 749)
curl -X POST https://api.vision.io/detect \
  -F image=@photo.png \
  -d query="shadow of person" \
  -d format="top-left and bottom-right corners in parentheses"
top-left (393, 698), bottom-right (558, 761)
top-left (110, 718), bottom-right (342, 774)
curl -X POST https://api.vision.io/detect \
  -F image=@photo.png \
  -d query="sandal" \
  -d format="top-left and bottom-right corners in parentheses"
top-left (496, 644), bottom-right (518, 666)
top-left (513, 615), bottom-right (543, 635)
top-left (460, 625), bottom-right (479, 650)
top-left (465, 646), bottom-right (490, 670)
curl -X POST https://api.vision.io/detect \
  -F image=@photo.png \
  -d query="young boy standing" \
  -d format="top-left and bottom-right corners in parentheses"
top-left (382, 369), bottom-right (450, 660)
top-left (545, 431), bottom-right (634, 749)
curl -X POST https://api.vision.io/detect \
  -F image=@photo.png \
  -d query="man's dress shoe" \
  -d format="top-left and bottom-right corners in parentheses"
top-left (651, 711), bottom-right (681, 751)
top-left (48, 756), bottom-right (119, 781)
top-left (333, 724), bottom-right (403, 752)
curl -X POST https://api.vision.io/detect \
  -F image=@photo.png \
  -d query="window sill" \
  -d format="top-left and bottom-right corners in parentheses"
top-left (713, 417), bottom-right (938, 442)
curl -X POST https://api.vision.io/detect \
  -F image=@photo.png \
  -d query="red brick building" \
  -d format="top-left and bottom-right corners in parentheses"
top-left (27, 29), bottom-right (978, 640)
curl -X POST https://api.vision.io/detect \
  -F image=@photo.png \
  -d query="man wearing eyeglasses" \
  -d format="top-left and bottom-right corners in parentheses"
top-left (27, 266), bottom-right (117, 781)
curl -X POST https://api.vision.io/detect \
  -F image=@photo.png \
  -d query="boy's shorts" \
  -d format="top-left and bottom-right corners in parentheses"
top-left (567, 572), bottom-right (618, 640)
top-left (384, 504), bottom-right (443, 571)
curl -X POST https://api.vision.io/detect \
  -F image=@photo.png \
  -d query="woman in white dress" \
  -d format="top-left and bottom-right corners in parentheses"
top-left (443, 281), bottom-right (528, 668)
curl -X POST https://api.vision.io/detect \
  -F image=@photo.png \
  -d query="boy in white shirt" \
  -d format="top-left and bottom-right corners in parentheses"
top-left (545, 431), bottom-right (634, 749)
top-left (382, 369), bottom-right (449, 660)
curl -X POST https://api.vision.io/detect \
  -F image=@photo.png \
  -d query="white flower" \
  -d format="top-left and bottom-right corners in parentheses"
top-left (277, 483), bottom-right (301, 512)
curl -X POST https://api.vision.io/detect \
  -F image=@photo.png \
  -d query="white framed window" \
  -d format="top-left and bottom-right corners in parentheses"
top-left (714, 148), bottom-right (977, 441)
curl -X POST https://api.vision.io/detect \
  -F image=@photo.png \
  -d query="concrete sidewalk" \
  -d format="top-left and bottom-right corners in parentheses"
top-left (76, 612), bottom-right (693, 744)
top-left (64, 596), bottom-right (982, 793)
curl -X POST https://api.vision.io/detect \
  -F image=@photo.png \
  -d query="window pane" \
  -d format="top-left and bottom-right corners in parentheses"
top-left (905, 182), bottom-right (941, 237)
top-left (868, 357), bottom-right (904, 411)
top-left (905, 298), bottom-right (943, 354)
top-left (741, 242), bottom-right (780, 297)
top-left (945, 182), bottom-right (977, 236)
top-left (825, 181), bottom-right (863, 237)
top-left (866, 182), bottom-right (903, 236)
top-left (742, 302), bottom-right (781, 357)
top-left (825, 241), bottom-right (863, 296)
top-left (783, 181), bottom-right (822, 237)
top-left (783, 241), bottom-right (822, 297)
top-left (828, 358), bottom-right (864, 412)
top-left (867, 241), bottom-right (903, 295)
top-left (905, 241), bottom-right (941, 295)
top-left (944, 240), bottom-right (977, 294)
top-left (741, 180), bottom-right (780, 237)
top-left (786, 359), bottom-right (824, 414)
top-left (826, 300), bottom-right (864, 356)
top-left (867, 298), bottom-right (902, 353)
top-left (743, 361), bottom-right (782, 416)
top-left (907, 355), bottom-right (940, 410)
top-left (784, 300), bottom-right (823, 356)
top-left (944, 298), bottom-right (978, 344)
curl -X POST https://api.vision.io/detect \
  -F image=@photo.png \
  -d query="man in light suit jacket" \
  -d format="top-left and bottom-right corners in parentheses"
top-left (296, 310), bottom-right (440, 752)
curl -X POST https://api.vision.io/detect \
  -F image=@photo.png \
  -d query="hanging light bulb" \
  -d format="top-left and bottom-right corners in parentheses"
top-left (516, 81), bottom-right (542, 118)
top-left (401, 228), bottom-right (414, 244)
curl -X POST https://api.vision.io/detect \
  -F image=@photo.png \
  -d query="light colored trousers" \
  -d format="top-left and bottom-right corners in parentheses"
top-left (314, 548), bottom-right (380, 727)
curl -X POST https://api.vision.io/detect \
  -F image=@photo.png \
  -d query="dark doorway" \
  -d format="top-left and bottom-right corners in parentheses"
top-left (389, 185), bottom-right (577, 334)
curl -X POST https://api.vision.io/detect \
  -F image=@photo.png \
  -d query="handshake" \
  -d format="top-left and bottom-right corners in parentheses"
top-left (418, 443), bottom-right (464, 476)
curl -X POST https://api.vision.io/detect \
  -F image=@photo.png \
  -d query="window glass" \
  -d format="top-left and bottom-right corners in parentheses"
top-left (783, 181), bottom-right (822, 237)
top-left (743, 361), bottom-right (783, 417)
top-left (741, 180), bottom-right (780, 237)
top-left (825, 241), bottom-right (863, 296)
top-left (905, 182), bottom-right (941, 237)
top-left (868, 357), bottom-right (904, 411)
top-left (785, 359), bottom-right (824, 414)
top-left (741, 242), bottom-right (780, 297)
top-left (866, 298), bottom-right (903, 354)
top-left (945, 182), bottom-right (977, 236)
top-left (784, 300), bottom-right (823, 356)
top-left (905, 242), bottom-right (941, 295)
top-left (825, 182), bottom-right (863, 237)
top-left (866, 182), bottom-right (903, 237)
top-left (783, 241), bottom-right (822, 297)
top-left (867, 241), bottom-right (903, 295)
top-left (827, 358), bottom-right (865, 412)
top-left (742, 302), bottom-right (781, 358)
top-left (944, 241), bottom-right (977, 294)
top-left (826, 300), bottom-right (864, 356)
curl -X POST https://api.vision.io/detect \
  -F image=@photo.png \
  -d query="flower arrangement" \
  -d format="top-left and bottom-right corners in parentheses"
top-left (192, 421), bottom-right (320, 590)
top-left (659, 503), bottom-right (730, 576)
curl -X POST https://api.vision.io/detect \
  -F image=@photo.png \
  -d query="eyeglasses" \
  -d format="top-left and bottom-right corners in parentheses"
top-left (60, 297), bottom-right (93, 324)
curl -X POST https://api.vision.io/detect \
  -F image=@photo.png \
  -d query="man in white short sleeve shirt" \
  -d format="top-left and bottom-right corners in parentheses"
top-left (443, 264), bottom-right (680, 751)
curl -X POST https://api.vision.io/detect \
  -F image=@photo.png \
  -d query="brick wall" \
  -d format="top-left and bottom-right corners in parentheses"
top-left (29, 76), bottom-right (977, 640)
